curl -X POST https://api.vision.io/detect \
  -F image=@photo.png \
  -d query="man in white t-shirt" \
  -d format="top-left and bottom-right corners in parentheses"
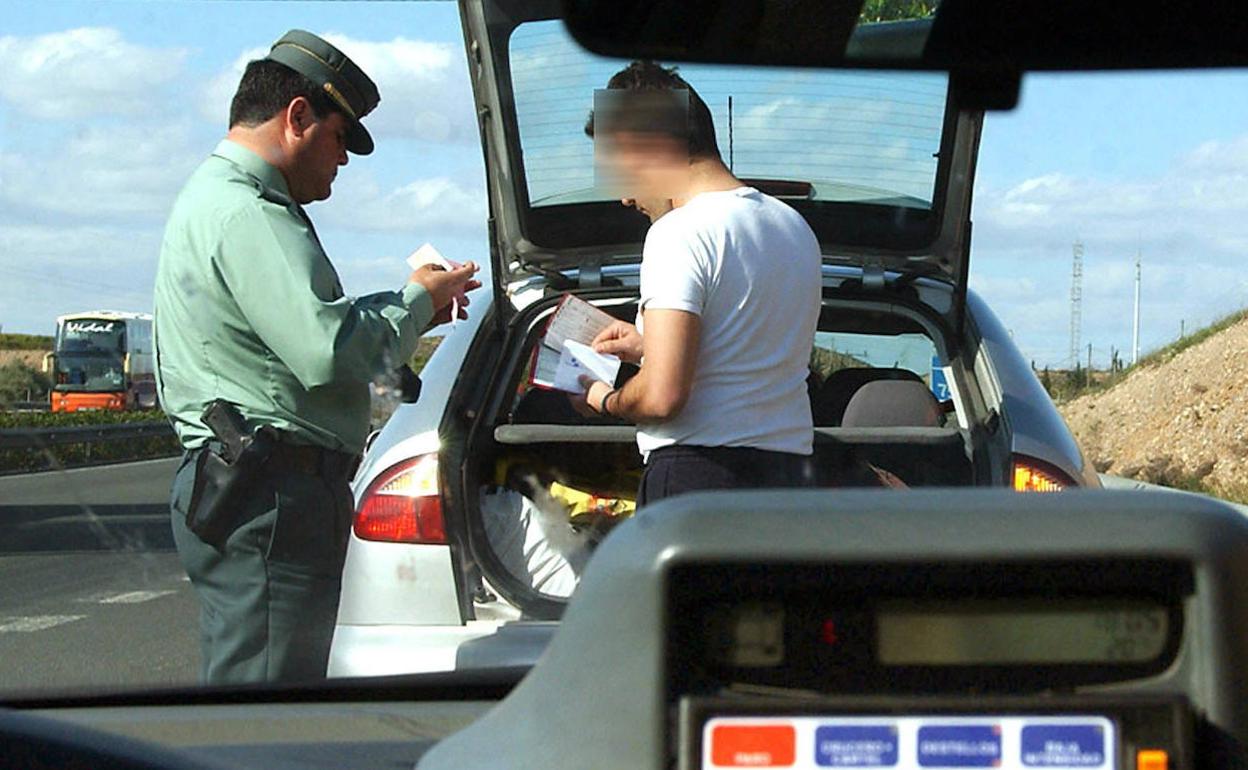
top-left (575, 61), bottom-right (822, 506)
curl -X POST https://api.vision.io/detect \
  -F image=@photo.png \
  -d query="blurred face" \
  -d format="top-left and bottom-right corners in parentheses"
top-left (597, 130), bottom-right (687, 223)
top-left (289, 110), bottom-right (349, 204)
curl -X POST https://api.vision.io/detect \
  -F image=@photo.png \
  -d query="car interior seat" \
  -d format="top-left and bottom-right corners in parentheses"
top-left (839, 379), bottom-right (944, 428)
top-left (810, 367), bottom-right (925, 426)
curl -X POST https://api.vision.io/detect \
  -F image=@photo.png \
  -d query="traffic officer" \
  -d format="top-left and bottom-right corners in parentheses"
top-left (153, 30), bottom-right (480, 684)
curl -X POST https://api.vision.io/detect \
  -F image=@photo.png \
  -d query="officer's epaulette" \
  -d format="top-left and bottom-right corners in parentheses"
top-left (258, 184), bottom-right (293, 207)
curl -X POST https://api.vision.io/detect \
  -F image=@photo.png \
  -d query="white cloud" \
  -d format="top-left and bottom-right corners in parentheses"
top-left (976, 134), bottom-right (1248, 254)
top-left (0, 28), bottom-right (187, 119)
top-left (0, 223), bottom-right (160, 269)
top-left (0, 122), bottom-right (202, 222)
top-left (727, 93), bottom-right (943, 201)
top-left (0, 222), bottom-right (160, 333)
top-left (201, 34), bottom-right (477, 144)
top-left (320, 174), bottom-right (486, 235)
top-left (970, 133), bottom-right (1248, 367)
top-left (201, 44), bottom-right (268, 128)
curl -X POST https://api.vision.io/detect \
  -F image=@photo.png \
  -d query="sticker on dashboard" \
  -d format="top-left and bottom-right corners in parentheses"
top-left (814, 725), bottom-right (899, 767)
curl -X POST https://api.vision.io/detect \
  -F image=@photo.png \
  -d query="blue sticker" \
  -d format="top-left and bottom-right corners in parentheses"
top-left (815, 725), bottom-right (899, 767)
top-left (917, 725), bottom-right (1002, 767)
top-left (930, 357), bottom-right (951, 401)
top-left (1021, 724), bottom-right (1106, 767)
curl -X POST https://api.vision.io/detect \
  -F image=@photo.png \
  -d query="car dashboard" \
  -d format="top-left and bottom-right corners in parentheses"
top-left (4, 488), bottom-right (1247, 770)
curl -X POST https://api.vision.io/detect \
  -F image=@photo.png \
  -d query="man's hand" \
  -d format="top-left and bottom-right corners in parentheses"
top-left (592, 320), bottom-right (644, 363)
top-left (410, 262), bottom-right (481, 325)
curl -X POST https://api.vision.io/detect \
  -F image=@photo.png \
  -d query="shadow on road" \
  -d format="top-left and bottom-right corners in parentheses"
top-left (0, 504), bottom-right (174, 554)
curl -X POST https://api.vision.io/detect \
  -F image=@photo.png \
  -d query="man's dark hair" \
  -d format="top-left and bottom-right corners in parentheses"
top-left (228, 59), bottom-right (343, 129)
top-left (584, 60), bottom-right (722, 162)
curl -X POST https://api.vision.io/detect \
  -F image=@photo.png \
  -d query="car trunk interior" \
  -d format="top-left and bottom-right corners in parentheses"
top-left (456, 291), bottom-right (978, 619)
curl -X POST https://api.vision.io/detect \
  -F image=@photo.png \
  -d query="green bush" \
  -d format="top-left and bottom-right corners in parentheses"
top-left (410, 337), bottom-right (443, 374)
top-left (0, 333), bottom-right (53, 351)
top-left (1039, 309), bottom-right (1248, 404)
top-left (860, 0), bottom-right (939, 22)
top-left (0, 409), bottom-right (162, 429)
top-left (0, 361), bottom-right (51, 404)
top-left (0, 409), bottom-right (178, 474)
top-left (1136, 309), bottom-right (1248, 369)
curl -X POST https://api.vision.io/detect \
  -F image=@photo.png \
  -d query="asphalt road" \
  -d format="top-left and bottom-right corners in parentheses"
top-left (0, 457), bottom-right (202, 695)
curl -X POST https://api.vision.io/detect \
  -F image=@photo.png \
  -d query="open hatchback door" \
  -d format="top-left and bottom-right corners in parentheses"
top-left (459, 0), bottom-right (983, 333)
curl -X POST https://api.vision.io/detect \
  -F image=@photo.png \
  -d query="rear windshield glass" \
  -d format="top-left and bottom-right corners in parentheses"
top-left (510, 20), bottom-right (949, 210)
top-left (811, 330), bottom-right (945, 426)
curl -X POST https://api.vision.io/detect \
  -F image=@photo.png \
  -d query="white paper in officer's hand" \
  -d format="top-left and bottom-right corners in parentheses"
top-left (406, 243), bottom-right (467, 325)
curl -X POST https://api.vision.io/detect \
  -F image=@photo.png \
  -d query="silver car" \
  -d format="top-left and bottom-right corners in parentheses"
top-left (327, 0), bottom-right (1100, 679)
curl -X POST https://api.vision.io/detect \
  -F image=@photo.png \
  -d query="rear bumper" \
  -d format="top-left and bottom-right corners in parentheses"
top-left (51, 391), bottom-right (126, 411)
top-left (328, 620), bottom-right (558, 677)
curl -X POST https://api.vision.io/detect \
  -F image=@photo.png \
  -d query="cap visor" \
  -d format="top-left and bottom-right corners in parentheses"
top-left (346, 122), bottom-right (374, 155)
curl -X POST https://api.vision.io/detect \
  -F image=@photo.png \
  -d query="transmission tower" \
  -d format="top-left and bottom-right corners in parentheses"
top-left (1070, 241), bottom-right (1084, 367)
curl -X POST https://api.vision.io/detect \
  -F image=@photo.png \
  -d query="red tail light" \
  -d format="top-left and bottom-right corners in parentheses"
top-left (354, 454), bottom-right (446, 544)
top-left (1012, 455), bottom-right (1076, 492)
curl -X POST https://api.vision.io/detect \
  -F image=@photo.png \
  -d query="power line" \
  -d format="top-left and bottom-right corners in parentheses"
top-left (0, 266), bottom-right (150, 300)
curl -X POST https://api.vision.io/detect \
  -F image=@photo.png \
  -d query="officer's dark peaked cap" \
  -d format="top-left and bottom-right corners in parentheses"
top-left (264, 29), bottom-right (380, 155)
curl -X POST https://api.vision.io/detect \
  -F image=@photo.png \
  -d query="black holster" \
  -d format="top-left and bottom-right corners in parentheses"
top-left (185, 401), bottom-right (277, 550)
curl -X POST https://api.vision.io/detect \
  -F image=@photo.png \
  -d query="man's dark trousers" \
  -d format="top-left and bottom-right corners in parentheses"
top-left (170, 448), bottom-right (354, 684)
top-left (637, 444), bottom-right (815, 507)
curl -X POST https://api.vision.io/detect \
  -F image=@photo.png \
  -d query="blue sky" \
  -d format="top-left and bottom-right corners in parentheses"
top-left (2, 1), bottom-right (1246, 369)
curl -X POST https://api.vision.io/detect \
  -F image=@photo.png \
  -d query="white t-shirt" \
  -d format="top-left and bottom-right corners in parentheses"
top-left (636, 186), bottom-right (822, 457)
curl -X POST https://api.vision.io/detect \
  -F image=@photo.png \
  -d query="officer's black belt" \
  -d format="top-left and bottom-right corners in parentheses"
top-left (266, 440), bottom-right (360, 480)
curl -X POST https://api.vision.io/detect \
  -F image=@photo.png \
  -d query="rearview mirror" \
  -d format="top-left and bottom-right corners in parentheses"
top-left (561, 0), bottom-right (1248, 74)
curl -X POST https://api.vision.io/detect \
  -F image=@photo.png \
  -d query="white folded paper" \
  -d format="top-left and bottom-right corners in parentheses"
top-left (406, 243), bottom-right (467, 325)
top-left (551, 339), bottom-right (621, 394)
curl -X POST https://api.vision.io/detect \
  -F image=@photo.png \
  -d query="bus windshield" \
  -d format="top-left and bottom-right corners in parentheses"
top-left (54, 355), bottom-right (125, 391)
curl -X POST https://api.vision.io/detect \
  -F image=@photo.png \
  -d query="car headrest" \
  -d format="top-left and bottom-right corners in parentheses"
top-left (841, 379), bottom-right (943, 428)
top-left (810, 367), bottom-right (923, 426)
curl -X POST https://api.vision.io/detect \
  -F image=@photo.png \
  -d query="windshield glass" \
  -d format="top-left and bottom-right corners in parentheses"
top-left (53, 354), bottom-right (125, 391)
top-left (2, 0), bottom-right (1247, 715)
top-left (511, 21), bottom-right (949, 209)
top-left (812, 331), bottom-right (937, 385)
top-left (0, 0), bottom-right (487, 697)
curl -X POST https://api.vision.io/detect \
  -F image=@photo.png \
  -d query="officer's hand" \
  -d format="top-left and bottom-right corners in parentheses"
top-left (411, 262), bottom-right (481, 325)
top-left (592, 320), bottom-right (643, 363)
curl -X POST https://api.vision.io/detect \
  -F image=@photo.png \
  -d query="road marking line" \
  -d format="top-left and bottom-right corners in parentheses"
top-left (0, 615), bottom-right (87, 633)
top-left (97, 590), bottom-right (178, 605)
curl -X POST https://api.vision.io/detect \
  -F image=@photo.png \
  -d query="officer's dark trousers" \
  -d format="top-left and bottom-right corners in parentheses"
top-left (637, 444), bottom-right (816, 507)
top-left (169, 449), bottom-right (353, 684)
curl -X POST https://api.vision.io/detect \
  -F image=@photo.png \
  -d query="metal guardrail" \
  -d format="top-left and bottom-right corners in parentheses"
top-left (0, 421), bottom-right (178, 474)
top-left (0, 421), bottom-right (174, 450)
top-left (6, 400), bottom-right (47, 412)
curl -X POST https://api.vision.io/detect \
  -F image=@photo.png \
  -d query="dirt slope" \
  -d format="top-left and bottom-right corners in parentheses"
top-left (0, 350), bottom-right (48, 368)
top-left (1060, 317), bottom-right (1248, 498)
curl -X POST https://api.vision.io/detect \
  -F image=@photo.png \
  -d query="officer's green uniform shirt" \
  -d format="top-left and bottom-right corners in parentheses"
top-left (154, 139), bottom-right (434, 455)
